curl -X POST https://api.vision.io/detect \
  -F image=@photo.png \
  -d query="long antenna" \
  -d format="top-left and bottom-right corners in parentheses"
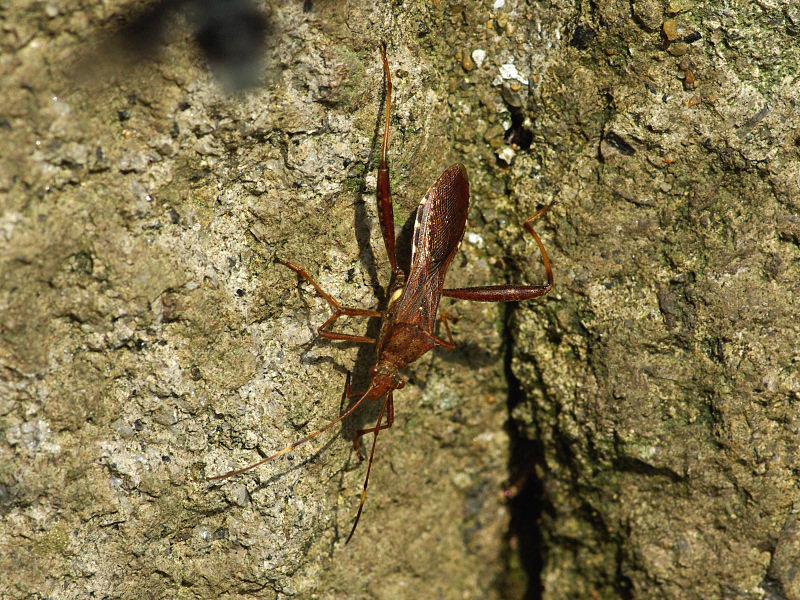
top-left (345, 392), bottom-right (390, 543)
top-left (380, 41), bottom-right (392, 168)
top-left (208, 374), bottom-right (364, 481)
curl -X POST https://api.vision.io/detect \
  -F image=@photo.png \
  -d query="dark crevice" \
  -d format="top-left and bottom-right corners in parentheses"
top-left (504, 107), bottom-right (533, 151)
top-left (612, 455), bottom-right (684, 483)
top-left (500, 302), bottom-right (545, 600)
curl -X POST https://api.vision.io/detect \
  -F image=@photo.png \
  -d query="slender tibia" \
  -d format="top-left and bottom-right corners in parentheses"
top-left (377, 42), bottom-right (398, 273)
top-left (432, 311), bottom-right (456, 349)
top-left (276, 258), bottom-right (381, 343)
top-left (442, 202), bottom-right (555, 302)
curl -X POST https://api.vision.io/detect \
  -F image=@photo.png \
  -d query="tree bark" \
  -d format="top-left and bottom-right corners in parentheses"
top-left (1, 1), bottom-right (798, 599)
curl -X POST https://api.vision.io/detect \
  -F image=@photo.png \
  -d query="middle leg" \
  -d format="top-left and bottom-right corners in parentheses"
top-left (432, 311), bottom-right (456, 350)
top-left (277, 258), bottom-right (381, 344)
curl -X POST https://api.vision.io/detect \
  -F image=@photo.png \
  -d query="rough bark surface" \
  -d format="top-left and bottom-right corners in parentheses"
top-left (1, 1), bottom-right (798, 599)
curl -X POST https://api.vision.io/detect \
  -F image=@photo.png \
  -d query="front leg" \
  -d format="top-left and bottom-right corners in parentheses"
top-left (377, 43), bottom-right (399, 277)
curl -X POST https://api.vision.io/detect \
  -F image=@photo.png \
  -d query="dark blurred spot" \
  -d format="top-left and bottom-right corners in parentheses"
top-left (605, 131), bottom-right (636, 155)
top-left (570, 24), bottom-right (596, 50)
top-left (98, 0), bottom-right (272, 90)
top-left (683, 31), bottom-right (702, 43)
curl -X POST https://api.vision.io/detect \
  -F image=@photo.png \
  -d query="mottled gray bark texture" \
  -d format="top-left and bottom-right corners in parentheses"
top-left (1, 0), bottom-right (798, 599)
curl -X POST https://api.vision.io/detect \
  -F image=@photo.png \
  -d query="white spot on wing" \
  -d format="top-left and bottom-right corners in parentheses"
top-left (411, 192), bottom-right (429, 263)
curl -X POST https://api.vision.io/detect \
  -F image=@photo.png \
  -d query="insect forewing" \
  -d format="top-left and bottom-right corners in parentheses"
top-left (394, 164), bottom-right (469, 331)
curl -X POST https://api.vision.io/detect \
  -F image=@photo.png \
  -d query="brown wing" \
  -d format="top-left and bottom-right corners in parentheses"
top-left (392, 164), bottom-right (469, 333)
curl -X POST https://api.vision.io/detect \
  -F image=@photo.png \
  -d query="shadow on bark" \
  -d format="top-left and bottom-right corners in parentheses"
top-left (500, 303), bottom-right (545, 600)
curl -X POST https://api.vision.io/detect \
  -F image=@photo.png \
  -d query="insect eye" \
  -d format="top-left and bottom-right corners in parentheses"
top-left (396, 380), bottom-right (405, 389)
top-left (370, 366), bottom-right (379, 376)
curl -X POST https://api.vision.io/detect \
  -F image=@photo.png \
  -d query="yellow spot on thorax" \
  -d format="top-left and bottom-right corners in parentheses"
top-left (387, 287), bottom-right (403, 308)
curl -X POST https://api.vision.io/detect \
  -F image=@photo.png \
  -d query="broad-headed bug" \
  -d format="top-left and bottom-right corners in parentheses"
top-left (209, 44), bottom-right (555, 542)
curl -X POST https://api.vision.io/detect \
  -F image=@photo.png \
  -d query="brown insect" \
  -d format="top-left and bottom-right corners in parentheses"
top-left (209, 44), bottom-right (555, 542)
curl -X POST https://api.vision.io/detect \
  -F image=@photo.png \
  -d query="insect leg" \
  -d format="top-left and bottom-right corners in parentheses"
top-left (352, 392), bottom-right (394, 459)
top-left (277, 258), bottom-right (381, 343)
top-left (432, 311), bottom-right (456, 350)
top-left (442, 203), bottom-right (555, 302)
top-left (317, 313), bottom-right (377, 344)
top-left (377, 42), bottom-right (398, 274)
top-left (346, 392), bottom-right (391, 544)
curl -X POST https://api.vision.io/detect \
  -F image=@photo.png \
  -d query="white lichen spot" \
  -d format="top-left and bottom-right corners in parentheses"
top-left (471, 49), bottom-right (487, 68)
top-left (498, 62), bottom-right (529, 85)
top-left (466, 232), bottom-right (484, 248)
top-left (5, 419), bottom-right (60, 454)
top-left (0, 211), bottom-right (22, 242)
top-left (194, 525), bottom-right (211, 541)
top-left (493, 0), bottom-right (505, 8)
top-left (497, 146), bottom-right (516, 165)
top-left (452, 471), bottom-right (471, 490)
top-left (474, 431), bottom-right (498, 448)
